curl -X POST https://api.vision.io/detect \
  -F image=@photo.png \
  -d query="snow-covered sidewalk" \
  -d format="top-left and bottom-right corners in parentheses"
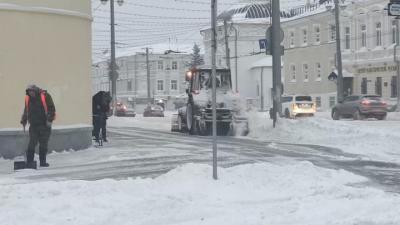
top-left (1, 161), bottom-right (400, 225)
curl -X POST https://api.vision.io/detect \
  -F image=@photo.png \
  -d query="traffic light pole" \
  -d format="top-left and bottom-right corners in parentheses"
top-left (334, 0), bottom-right (344, 103)
top-left (271, 0), bottom-right (282, 128)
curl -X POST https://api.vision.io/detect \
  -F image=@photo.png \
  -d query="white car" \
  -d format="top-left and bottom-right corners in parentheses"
top-left (281, 95), bottom-right (316, 118)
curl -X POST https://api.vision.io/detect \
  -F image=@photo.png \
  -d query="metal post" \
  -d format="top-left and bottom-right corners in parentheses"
top-left (260, 67), bottom-right (264, 111)
top-left (146, 47), bottom-right (151, 103)
top-left (334, 0), bottom-right (344, 103)
top-left (223, 19), bottom-right (231, 70)
top-left (211, 0), bottom-right (218, 180)
top-left (110, 0), bottom-right (118, 114)
top-left (396, 17), bottom-right (400, 111)
top-left (271, 0), bottom-right (282, 128)
top-left (231, 24), bottom-right (238, 93)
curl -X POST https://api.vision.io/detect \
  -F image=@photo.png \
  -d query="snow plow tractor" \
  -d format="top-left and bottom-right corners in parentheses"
top-left (171, 68), bottom-right (248, 136)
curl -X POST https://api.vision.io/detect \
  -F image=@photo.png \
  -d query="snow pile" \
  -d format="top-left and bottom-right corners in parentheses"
top-left (1, 162), bottom-right (399, 225)
top-left (247, 111), bottom-right (400, 162)
top-left (108, 112), bottom-right (173, 131)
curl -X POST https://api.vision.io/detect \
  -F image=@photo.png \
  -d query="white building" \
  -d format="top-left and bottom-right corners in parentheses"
top-left (92, 48), bottom-right (193, 111)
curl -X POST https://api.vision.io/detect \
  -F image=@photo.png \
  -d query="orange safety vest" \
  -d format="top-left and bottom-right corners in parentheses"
top-left (24, 91), bottom-right (55, 120)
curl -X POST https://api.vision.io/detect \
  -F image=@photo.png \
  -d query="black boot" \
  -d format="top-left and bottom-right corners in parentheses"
top-left (39, 154), bottom-right (50, 167)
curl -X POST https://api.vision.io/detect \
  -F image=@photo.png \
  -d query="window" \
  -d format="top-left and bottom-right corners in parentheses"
top-left (302, 28), bottom-right (308, 45)
top-left (361, 24), bottom-right (367, 47)
top-left (361, 77), bottom-right (368, 94)
top-left (172, 61), bottom-right (178, 70)
top-left (314, 25), bottom-right (320, 44)
top-left (290, 64), bottom-right (296, 81)
top-left (170, 80), bottom-right (178, 91)
top-left (157, 80), bottom-right (164, 91)
top-left (375, 77), bottom-right (382, 96)
top-left (315, 96), bottom-right (321, 108)
top-left (315, 62), bottom-right (321, 80)
top-left (303, 63), bottom-right (309, 81)
top-left (157, 61), bottom-right (163, 70)
top-left (391, 76), bottom-right (397, 98)
top-left (393, 20), bottom-right (398, 45)
top-left (330, 24), bottom-right (336, 41)
top-left (282, 96), bottom-right (293, 103)
top-left (376, 22), bottom-right (382, 46)
top-left (329, 96), bottom-right (336, 108)
top-left (345, 26), bottom-right (351, 49)
top-left (127, 80), bottom-right (132, 91)
top-left (290, 30), bottom-right (295, 47)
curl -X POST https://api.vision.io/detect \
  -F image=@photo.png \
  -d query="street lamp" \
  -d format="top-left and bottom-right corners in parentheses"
top-left (100, 0), bottom-right (124, 114)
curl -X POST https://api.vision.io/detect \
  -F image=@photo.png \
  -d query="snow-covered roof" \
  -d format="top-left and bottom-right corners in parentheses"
top-left (250, 56), bottom-right (283, 68)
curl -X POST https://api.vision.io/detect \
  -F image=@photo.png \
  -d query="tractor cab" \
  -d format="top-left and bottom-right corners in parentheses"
top-left (186, 68), bottom-right (232, 94)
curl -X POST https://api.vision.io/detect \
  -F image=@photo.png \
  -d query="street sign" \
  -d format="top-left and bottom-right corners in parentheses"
top-left (388, 3), bottom-right (400, 16)
top-left (267, 45), bottom-right (285, 56)
top-left (266, 27), bottom-right (284, 43)
top-left (259, 39), bottom-right (268, 50)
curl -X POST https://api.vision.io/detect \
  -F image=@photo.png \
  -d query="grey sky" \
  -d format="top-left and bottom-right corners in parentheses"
top-left (92, 0), bottom-right (307, 61)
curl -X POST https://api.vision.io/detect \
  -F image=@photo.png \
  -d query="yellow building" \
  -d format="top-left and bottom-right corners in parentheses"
top-left (0, 1), bottom-right (92, 158)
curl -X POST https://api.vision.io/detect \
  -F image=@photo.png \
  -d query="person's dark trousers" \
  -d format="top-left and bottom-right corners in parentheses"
top-left (26, 125), bottom-right (51, 165)
top-left (101, 117), bottom-right (107, 141)
top-left (93, 115), bottom-right (102, 141)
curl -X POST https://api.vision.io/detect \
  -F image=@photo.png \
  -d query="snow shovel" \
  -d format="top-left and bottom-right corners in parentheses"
top-left (14, 124), bottom-right (37, 170)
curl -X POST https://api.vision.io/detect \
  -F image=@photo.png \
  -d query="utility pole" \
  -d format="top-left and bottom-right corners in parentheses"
top-left (211, 0), bottom-right (218, 180)
top-left (146, 47), bottom-right (151, 104)
top-left (271, 0), bottom-right (282, 128)
top-left (260, 67), bottom-right (264, 111)
top-left (100, 0), bottom-right (124, 114)
top-left (334, 0), bottom-right (344, 103)
top-left (223, 19), bottom-right (231, 70)
top-left (110, 0), bottom-right (118, 114)
top-left (396, 17), bottom-right (400, 111)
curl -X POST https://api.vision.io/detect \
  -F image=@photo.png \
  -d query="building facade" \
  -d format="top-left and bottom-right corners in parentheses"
top-left (0, 1), bottom-right (92, 158)
top-left (282, 8), bottom-right (338, 111)
top-left (92, 51), bottom-right (192, 111)
top-left (341, 0), bottom-right (398, 103)
top-left (201, 0), bottom-right (323, 111)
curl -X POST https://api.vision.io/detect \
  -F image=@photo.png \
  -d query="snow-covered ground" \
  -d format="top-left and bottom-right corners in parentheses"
top-left (247, 111), bottom-right (400, 163)
top-left (1, 161), bottom-right (400, 225)
top-left (108, 110), bottom-right (400, 163)
top-left (2, 111), bottom-right (400, 225)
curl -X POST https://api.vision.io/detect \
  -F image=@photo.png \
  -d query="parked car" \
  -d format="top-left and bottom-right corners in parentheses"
top-left (143, 105), bottom-right (164, 117)
top-left (115, 102), bottom-right (136, 117)
top-left (281, 95), bottom-right (316, 118)
top-left (331, 95), bottom-right (387, 120)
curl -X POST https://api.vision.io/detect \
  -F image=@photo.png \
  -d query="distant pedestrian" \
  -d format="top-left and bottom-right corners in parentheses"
top-left (92, 91), bottom-right (111, 143)
top-left (20, 85), bottom-right (56, 168)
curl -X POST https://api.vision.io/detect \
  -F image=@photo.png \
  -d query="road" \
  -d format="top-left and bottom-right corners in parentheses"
top-left (2, 126), bottom-right (400, 193)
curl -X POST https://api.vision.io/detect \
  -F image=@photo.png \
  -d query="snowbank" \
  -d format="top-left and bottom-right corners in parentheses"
top-left (1, 162), bottom-right (399, 225)
top-left (247, 111), bottom-right (400, 163)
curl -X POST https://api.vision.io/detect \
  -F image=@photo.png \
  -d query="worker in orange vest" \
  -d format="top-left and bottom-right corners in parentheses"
top-left (20, 85), bottom-right (56, 168)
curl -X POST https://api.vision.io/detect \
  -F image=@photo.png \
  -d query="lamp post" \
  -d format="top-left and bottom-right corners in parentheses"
top-left (100, 0), bottom-right (124, 114)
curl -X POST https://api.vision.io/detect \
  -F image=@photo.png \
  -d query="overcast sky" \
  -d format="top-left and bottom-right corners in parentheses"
top-left (91, 0), bottom-right (307, 61)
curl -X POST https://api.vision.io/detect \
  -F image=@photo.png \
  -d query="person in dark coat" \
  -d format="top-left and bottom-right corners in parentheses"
top-left (20, 84), bottom-right (56, 168)
top-left (92, 91), bottom-right (111, 143)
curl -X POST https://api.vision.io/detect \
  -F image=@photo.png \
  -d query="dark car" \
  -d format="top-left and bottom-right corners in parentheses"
top-left (115, 103), bottom-right (136, 117)
top-left (331, 95), bottom-right (387, 120)
top-left (143, 105), bottom-right (164, 117)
